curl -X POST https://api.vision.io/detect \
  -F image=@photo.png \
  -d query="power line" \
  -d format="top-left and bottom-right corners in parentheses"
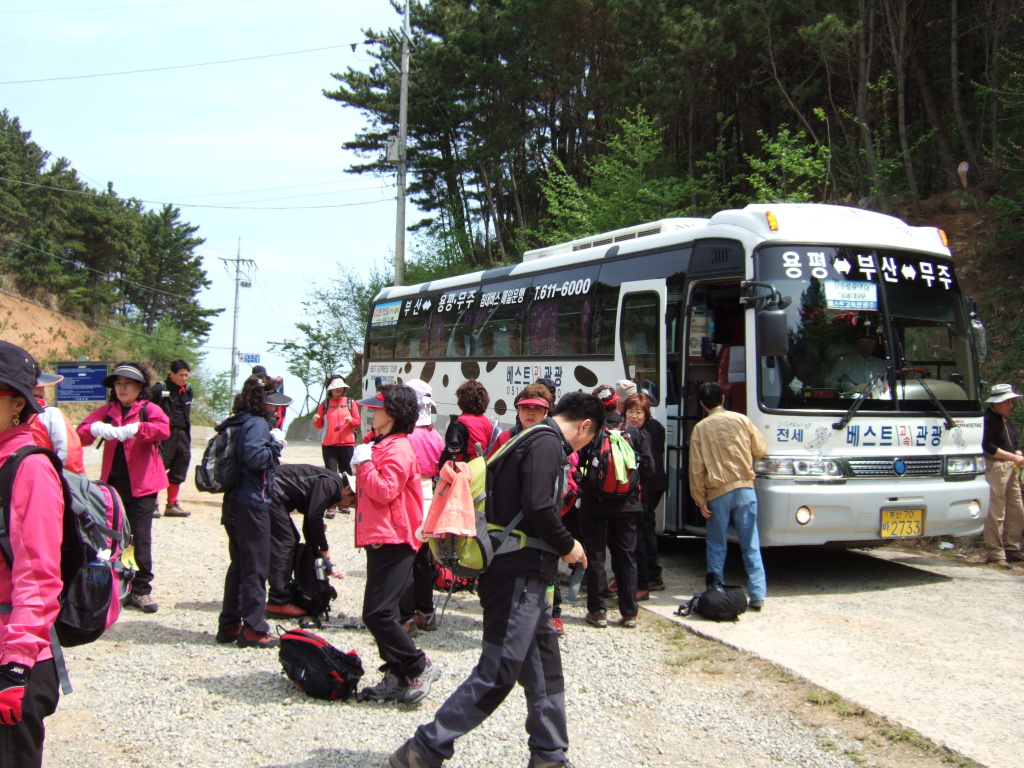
top-left (165, 178), bottom-right (387, 200)
top-left (0, 43), bottom-right (371, 85)
top-left (1, 0), bottom-right (268, 12)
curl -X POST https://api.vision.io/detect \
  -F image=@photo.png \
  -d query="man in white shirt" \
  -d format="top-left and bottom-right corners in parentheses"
top-left (829, 337), bottom-right (886, 391)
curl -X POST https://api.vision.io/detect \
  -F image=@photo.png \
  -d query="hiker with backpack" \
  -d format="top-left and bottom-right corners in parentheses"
top-left (350, 385), bottom-right (439, 705)
top-left (0, 341), bottom-right (66, 767)
top-left (437, 379), bottom-right (497, 467)
top-left (623, 391), bottom-right (668, 598)
top-left (577, 385), bottom-right (654, 630)
top-left (149, 359), bottom-right (194, 518)
top-left (386, 391), bottom-right (603, 768)
top-left (78, 362), bottom-right (171, 615)
top-left (265, 463), bottom-right (346, 619)
top-left (27, 368), bottom-right (85, 475)
top-left (216, 375), bottom-right (288, 648)
top-left (313, 375), bottom-right (360, 476)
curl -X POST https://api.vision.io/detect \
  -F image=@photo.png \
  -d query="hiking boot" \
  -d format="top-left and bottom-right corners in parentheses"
top-left (987, 557), bottom-right (1012, 569)
top-left (527, 757), bottom-right (576, 768)
top-left (636, 589), bottom-right (650, 602)
top-left (215, 623), bottom-right (242, 644)
top-left (402, 660), bottom-right (440, 704)
top-left (618, 615), bottom-right (638, 628)
top-left (129, 593), bottom-right (159, 613)
top-left (414, 610), bottom-right (438, 631)
top-left (552, 617), bottom-right (565, 637)
top-left (748, 599), bottom-right (764, 611)
top-left (648, 575), bottom-right (666, 591)
top-left (361, 671), bottom-right (405, 702)
top-left (164, 503), bottom-right (191, 517)
top-left (401, 618), bottom-right (420, 638)
top-left (265, 602), bottom-right (306, 618)
top-left (237, 627), bottom-right (279, 649)
top-left (325, 508), bottom-right (337, 519)
top-left (387, 740), bottom-right (435, 768)
top-left (1006, 551), bottom-right (1024, 563)
top-left (585, 611), bottom-right (608, 628)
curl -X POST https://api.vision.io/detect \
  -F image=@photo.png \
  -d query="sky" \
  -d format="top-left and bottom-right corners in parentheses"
top-left (0, 0), bottom-right (408, 421)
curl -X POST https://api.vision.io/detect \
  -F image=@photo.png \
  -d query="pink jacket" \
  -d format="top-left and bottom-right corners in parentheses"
top-left (354, 433), bottom-right (423, 549)
top-left (78, 400), bottom-right (171, 497)
top-left (0, 425), bottom-right (64, 667)
top-left (408, 425), bottom-right (444, 479)
top-left (314, 397), bottom-right (361, 447)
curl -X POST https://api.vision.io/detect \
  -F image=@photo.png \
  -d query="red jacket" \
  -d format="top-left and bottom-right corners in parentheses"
top-left (0, 424), bottom-right (64, 667)
top-left (78, 400), bottom-right (171, 497)
top-left (314, 397), bottom-right (361, 447)
top-left (29, 400), bottom-right (86, 474)
top-left (354, 433), bottom-right (423, 549)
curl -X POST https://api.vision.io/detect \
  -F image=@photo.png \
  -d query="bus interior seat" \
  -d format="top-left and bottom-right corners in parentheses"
top-left (717, 345), bottom-right (746, 414)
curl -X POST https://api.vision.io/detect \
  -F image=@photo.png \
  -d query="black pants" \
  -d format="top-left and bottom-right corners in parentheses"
top-left (219, 501), bottom-right (271, 634)
top-left (0, 658), bottom-right (58, 768)
top-left (581, 510), bottom-right (638, 618)
top-left (399, 542), bottom-right (436, 620)
top-left (159, 427), bottom-right (192, 485)
top-left (363, 544), bottom-right (424, 680)
top-left (636, 490), bottom-right (664, 589)
top-left (267, 501), bottom-right (300, 605)
top-left (412, 572), bottom-right (568, 766)
top-left (109, 478), bottom-right (156, 596)
top-left (322, 445), bottom-right (354, 475)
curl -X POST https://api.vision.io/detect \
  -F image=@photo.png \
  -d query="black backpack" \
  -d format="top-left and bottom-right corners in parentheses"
top-left (278, 628), bottom-right (363, 701)
top-left (288, 543), bottom-right (337, 623)
top-left (195, 420), bottom-right (241, 493)
top-left (675, 586), bottom-right (749, 622)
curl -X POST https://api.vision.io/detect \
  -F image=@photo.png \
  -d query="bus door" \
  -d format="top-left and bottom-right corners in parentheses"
top-left (617, 280), bottom-right (666, 405)
top-left (663, 294), bottom-right (686, 533)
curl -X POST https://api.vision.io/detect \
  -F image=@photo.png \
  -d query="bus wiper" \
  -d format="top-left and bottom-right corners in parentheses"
top-left (895, 365), bottom-right (957, 431)
top-left (832, 390), bottom-right (869, 431)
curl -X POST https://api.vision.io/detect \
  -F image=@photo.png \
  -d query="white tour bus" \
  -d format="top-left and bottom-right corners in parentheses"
top-left (363, 203), bottom-right (989, 545)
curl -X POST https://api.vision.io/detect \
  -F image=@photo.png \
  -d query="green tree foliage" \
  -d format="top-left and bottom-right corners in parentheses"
top-left (746, 122), bottom-right (832, 203)
top-left (0, 110), bottom-right (221, 340)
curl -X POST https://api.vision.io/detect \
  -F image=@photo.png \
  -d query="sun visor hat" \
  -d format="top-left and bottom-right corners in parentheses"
top-left (356, 392), bottom-right (386, 409)
top-left (265, 392), bottom-right (293, 407)
top-left (0, 341), bottom-right (44, 415)
top-left (326, 377), bottom-right (348, 391)
top-left (101, 364), bottom-right (145, 389)
top-left (986, 383), bottom-right (1023, 404)
top-left (36, 372), bottom-right (64, 387)
top-left (516, 398), bottom-right (551, 410)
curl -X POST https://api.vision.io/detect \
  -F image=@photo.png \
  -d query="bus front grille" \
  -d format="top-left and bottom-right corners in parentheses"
top-left (846, 457), bottom-right (944, 477)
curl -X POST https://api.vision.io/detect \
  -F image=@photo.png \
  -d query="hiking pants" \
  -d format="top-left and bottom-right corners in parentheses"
top-left (267, 501), bottom-right (300, 605)
top-left (322, 445), bottom-right (353, 476)
top-left (580, 510), bottom-right (639, 618)
top-left (0, 658), bottom-right (58, 768)
top-left (399, 542), bottom-right (436, 620)
top-left (636, 490), bottom-right (664, 589)
top-left (412, 572), bottom-right (569, 767)
top-left (159, 427), bottom-right (192, 485)
top-left (363, 544), bottom-right (425, 680)
top-left (983, 459), bottom-right (1024, 559)
top-left (218, 502), bottom-right (271, 634)
top-left (108, 478), bottom-right (156, 597)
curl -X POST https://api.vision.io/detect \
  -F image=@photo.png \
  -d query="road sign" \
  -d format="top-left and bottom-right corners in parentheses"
top-left (54, 363), bottom-right (111, 402)
top-left (239, 353), bottom-right (260, 364)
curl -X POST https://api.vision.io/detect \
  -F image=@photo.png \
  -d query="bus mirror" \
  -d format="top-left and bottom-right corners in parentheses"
top-left (640, 380), bottom-right (660, 407)
top-left (757, 305), bottom-right (790, 357)
top-left (968, 296), bottom-right (987, 362)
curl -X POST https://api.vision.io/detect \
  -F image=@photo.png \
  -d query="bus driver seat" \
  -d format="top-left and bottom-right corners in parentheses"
top-left (717, 345), bottom-right (746, 414)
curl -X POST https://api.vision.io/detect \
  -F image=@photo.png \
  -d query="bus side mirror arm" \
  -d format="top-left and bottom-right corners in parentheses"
top-left (741, 281), bottom-right (792, 357)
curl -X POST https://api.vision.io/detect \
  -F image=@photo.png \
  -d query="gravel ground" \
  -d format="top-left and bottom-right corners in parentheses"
top-left (42, 440), bottom-right (946, 768)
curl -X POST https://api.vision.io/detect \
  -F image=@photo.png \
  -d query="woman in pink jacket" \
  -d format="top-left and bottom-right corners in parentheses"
top-left (78, 362), bottom-right (170, 614)
top-left (312, 375), bottom-right (360, 475)
top-left (350, 385), bottom-right (438, 705)
top-left (0, 341), bottom-right (65, 767)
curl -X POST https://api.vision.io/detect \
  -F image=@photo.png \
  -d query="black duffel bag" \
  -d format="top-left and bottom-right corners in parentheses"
top-left (675, 581), bottom-right (748, 622)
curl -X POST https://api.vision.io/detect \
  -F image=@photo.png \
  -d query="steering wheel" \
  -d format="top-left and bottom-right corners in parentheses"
top-left (894, 367), bottom-right (928, 377)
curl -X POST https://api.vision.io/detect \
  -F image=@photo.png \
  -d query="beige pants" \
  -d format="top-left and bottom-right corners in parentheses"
top-left (983, 460), bottom-right (1024, 559)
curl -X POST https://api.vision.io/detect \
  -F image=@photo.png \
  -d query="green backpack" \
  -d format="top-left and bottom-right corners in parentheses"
top-left (427, 424), bottom-right (562, 579)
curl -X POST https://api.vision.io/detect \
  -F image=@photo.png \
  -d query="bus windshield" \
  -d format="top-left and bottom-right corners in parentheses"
top-left (755, 244), bottom-right (982, 414)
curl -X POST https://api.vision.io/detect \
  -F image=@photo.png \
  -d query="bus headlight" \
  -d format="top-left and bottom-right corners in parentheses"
top-left (755, 457), bottom-right (844, 477)
top-left (795, 506), bottom-right (813, 525)
top-left (968, 500), bottom-right (982, 518)
top-left (946, 455), bottom-right (985, 475)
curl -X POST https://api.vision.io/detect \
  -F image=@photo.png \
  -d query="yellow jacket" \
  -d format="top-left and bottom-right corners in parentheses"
top-left (688, 406), bottom-right (767, 506)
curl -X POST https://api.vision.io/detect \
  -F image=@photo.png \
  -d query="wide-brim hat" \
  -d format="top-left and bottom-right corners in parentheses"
top-left (0, 341), bottom-right (44, 415)
top-left (986, 383), bottom-right (1023, 404)
top-left (36, 372), bottom-right (64, 387)
top-left (357, 392), bottom-right (386, 409)
top-left (265, 392), bottom-right (293, 406)
top-left (326, 377), bottom-right (349, 391)
top-left (102, 364), bottom-right (145, 389)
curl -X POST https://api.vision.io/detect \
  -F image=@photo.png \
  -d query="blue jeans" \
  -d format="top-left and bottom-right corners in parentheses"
top-left (705, 488), bottom-right (766, 602)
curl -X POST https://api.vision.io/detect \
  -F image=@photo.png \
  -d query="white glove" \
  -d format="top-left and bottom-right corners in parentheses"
top-left (269, 428), bottom-right (285, 444)
top-left (351, 443), bottom-right (373, 467)
top-left (113, 423), bottom-right (140, 441)
top-left (90, 422), bottom-right (117, 441)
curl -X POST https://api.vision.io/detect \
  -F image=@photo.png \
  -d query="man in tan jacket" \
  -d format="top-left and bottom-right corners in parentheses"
top-left (689, 382), bottom-right (768, 609)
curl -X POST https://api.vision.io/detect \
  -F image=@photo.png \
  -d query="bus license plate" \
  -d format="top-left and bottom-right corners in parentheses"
top-left (880, 508), bottom-right (924, 538)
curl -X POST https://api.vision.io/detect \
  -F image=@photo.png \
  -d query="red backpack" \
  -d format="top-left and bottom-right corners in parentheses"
top-left (583, 426), bottom-right (641, 499)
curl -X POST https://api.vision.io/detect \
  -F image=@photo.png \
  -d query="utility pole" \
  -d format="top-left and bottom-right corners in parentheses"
top-left (394, 0), bottom-right (411, 286)
top-left (222, 239), bottom-right (254, 397)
